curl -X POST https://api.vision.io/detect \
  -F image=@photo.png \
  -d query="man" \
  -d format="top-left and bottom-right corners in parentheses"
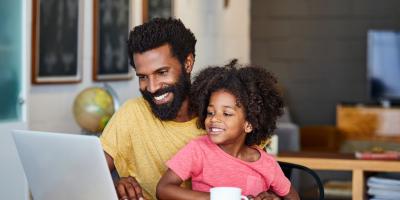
top-left (100, 18), bottom-right (204, 200)
top-left (101, 18), bottom-right (283, 200)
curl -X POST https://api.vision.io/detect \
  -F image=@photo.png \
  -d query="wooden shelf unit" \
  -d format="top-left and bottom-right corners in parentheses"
top-left (278, 152), bottom-right (400, 200)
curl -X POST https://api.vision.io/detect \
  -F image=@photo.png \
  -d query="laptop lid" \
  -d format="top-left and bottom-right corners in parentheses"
top-left (12, 130), bottom-right (118, 200)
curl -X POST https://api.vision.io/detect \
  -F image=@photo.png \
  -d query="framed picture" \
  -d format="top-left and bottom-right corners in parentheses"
top-left (93, 0), bottom-right (133, 81)
top-left (142, 0), bottom-right (173, 23)
top-left (31, 0), bottom-right (81, 84)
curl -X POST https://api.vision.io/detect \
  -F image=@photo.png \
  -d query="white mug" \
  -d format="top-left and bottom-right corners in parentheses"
top-left (210, 187), bottom-right (248, 200)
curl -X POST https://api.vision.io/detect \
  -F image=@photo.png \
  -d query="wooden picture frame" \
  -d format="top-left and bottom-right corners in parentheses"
top-left (142, 0), bottom-right (173, 23)
top-left (93, 0), bottom-right (133, 81)
top-left (31, 0), bottom-right (81, 84)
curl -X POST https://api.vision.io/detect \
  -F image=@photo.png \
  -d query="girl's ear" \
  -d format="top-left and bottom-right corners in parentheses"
top-left (244, 121), bottom-right (253, 133)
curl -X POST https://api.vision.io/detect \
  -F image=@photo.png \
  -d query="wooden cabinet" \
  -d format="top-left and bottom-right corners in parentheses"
top-left (337, 105), bottom-right (400, 142)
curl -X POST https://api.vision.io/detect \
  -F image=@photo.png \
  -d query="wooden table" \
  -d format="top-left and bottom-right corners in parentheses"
top-left (277, 152), bottom-right (400, 200)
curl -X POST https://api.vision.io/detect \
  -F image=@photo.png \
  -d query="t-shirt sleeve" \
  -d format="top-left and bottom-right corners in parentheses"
top-left (269, 159), bottom-right (291, 196)
top-left (99, 103), bottom-right (131, 177)
top-left (100, 113), bottom-right (119, 159)
top-left (166, 139), bottom-right (203, 181)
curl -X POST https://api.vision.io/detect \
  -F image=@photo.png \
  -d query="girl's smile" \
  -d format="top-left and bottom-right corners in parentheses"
top-left (207, 126), bottom-right (225, 135)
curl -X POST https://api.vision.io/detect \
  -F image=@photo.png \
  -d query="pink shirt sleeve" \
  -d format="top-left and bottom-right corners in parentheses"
top-left (166, 139), bottom-right (203, 180)
top-left (269, 160), bottom-right (291, 196)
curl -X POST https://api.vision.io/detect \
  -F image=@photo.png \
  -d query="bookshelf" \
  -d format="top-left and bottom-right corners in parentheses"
top-left (278, 152), bottom-right (400, 200)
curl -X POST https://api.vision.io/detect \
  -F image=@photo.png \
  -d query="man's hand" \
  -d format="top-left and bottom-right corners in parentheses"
top-left (115, 176), bottom-right (145, 200)
top-left (248, 191), bottom-right (281, 200)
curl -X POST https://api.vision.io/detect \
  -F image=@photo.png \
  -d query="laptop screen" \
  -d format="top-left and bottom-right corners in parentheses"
top-left (12, 130), bottom-right (118, 200)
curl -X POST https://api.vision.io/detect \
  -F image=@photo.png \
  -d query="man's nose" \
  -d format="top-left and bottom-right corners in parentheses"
top-left (146, 77), bottom-right (160, 94)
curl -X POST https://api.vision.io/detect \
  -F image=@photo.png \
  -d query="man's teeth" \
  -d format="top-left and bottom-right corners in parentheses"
top-left (154, 93), bottom-right (168, 101)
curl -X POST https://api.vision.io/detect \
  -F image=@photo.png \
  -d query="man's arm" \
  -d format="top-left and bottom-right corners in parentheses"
top-left (105, 152), bottom-right (115, 171)
top-left (157, 169), bottom-right (209, 200)
top-left (105, 152), bottom-right (145, 200)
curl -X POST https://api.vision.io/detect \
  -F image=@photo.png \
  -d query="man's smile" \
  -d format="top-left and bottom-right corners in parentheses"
top-left (153, 92), bottom-right (173, 105)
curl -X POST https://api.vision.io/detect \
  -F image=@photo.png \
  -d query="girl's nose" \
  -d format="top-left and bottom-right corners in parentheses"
top-left (210, 114), bottom-right (221, 123)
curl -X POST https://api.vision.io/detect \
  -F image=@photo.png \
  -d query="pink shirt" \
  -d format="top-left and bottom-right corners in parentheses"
top-left (166, 136), bottom-right (291, 196)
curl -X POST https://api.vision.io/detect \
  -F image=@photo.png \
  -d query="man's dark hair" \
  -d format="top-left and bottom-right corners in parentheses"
top-left (127, 18), bottom-right (197, 68)
top-left (190, 59), bottom-right (284, 146)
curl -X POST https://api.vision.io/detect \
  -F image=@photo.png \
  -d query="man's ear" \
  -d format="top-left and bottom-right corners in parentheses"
top-left (184, 53), bottom-right (194, 74)
top-left (245, 121), bottom-right (253, 133)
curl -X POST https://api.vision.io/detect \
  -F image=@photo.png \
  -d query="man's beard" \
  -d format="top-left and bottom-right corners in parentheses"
top-left (141, 72), bottom-right (191, 120)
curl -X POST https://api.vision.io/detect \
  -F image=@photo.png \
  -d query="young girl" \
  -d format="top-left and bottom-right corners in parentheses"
top-left (156, 60), bottom-right (299, 200)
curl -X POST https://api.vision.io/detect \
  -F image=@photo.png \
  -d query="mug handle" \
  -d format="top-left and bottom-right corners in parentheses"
top-left (241, 195), bottom-right (249, 200)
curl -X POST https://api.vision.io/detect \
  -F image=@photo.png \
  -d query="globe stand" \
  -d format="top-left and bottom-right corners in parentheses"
top-left (80, 128), bottom-right (102, 137)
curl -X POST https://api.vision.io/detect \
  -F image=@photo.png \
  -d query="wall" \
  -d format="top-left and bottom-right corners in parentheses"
top-left (251, 0), bottom-right (400, 126)
top-left (175, 0), bottom-right (250, 75)
top-left (28, 0), bottom-right (250, 133)
top-left (28, 0), bottom-right (141, 133)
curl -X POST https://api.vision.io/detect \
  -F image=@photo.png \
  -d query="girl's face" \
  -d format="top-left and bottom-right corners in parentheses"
top-left (205, 90), bottom-right (253, 146)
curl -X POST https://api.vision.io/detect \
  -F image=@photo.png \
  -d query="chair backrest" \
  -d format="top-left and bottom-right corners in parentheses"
top-left (278, 161), bottom-right (324, 200)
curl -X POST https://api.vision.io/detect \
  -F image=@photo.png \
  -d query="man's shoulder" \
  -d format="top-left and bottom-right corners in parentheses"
top-left (112, 97), bottom-right (153, 121)
top-left (119, 97), bottom-right (151, 112)
top-left (122, 97), bottom-right (148, 107)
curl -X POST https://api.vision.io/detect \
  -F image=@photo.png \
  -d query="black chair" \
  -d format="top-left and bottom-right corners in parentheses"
top-left (278, 161), bottom-right (324, 200)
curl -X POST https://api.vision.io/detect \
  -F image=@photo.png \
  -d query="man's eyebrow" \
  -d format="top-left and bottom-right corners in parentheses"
top-left (154, 66), bottom-right (170, 72)
top-left (136, 66), bottom-right (170, 76)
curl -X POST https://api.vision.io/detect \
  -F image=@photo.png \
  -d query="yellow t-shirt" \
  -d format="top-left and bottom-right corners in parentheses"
top-left (100, 97), bottom-right (205, 200)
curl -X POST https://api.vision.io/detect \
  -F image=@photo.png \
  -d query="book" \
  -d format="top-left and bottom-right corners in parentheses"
top-left (368, 177), bottom-right (400, 188)
top-left (323, 180), bottom-right (352, 198)
top-left (355, 151), bottom-right (400, 160)
top-left (368, 187), bottom-right (400, 196)
top-left (368, 176), bottom-right (400, 200)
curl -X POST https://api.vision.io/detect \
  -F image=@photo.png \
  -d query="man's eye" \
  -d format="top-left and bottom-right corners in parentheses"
top-left (138, 75), bottom-right (147, 80)
top-left (158, 70), bottom-right (168, 75)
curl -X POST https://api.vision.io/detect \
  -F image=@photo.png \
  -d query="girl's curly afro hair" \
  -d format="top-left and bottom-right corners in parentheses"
top-left (190, 59), bottom-right (284, 146)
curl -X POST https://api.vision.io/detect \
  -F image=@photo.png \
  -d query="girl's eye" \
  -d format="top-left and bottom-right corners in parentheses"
top-left (223, 112), bottom-right (233, 116)
top-left (206, 111), bottom-right (214, 116)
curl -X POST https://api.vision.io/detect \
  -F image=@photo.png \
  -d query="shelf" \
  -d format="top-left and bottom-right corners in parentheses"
top-left (278, 152), bottom-right (400, 200)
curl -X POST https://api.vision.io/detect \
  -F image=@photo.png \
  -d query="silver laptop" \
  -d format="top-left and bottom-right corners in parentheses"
top-left (12, 130), bottom-right (118, 200)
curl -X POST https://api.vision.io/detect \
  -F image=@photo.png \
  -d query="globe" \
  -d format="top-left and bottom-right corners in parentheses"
top-left (73, 85), bottom-right (119, 134)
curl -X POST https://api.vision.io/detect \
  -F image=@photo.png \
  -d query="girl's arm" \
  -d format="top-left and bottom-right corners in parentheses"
top-left (252, 186), bottom-right (299, 200)
top-left (156, 169), bottom-right (210, 200)
top-left (282, 185), bottom-right (300, 200)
